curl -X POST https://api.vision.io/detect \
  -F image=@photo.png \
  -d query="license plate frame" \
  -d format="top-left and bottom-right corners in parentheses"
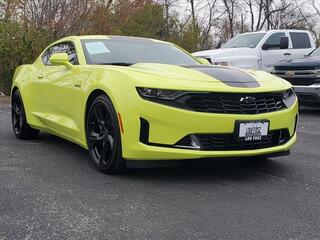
top-left (235, 120), bottom-right (270, 142)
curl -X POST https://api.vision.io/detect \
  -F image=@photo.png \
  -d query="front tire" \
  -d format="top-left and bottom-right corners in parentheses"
top-left (86, 94), bottom-right (125, 174)
top-left (11, 90), bottom-right (39, 139)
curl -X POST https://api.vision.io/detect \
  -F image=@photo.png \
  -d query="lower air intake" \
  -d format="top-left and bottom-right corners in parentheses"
top-left (175, 129), bottom-right (290, 151)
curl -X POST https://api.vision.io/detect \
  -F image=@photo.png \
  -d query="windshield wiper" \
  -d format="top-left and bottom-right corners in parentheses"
top-left (97, 62), bottom-right (135, 66)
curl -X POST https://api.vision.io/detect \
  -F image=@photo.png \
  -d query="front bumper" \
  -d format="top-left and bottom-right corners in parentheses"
top-left (120, 96), bottom-right (298, 161)
top-left (293, 84), bottom-right (320, 103)
top-left (272, 70), bottom-right (320, 104)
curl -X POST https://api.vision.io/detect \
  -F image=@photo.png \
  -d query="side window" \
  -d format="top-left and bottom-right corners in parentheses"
top-left (42, 46), bottom-right (55, 65)
top-left (263, 32), bottom-right (285, 50)
top-left (290, 32), bottom-right (311, 49)
top-left (42, 42), bottom-right (79, 65)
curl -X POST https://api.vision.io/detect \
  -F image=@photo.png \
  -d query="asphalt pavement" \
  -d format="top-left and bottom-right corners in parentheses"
top-left (1, 102), bottom-right (320, 240)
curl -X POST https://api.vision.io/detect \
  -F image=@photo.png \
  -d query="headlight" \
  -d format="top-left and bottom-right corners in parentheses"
top-left (315, 68), bottom-right (320, 77)
top-left (282, 88), bottom-right (297, 108)
top-left (136, 87), bottom-right (185, 100)
top-left (213, 60), bottom-right (229, 66)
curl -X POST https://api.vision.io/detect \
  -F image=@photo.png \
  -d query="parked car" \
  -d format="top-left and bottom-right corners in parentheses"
top-left (193, 30), bottom-right (315, 72)
top-left (11, 35), bottom-right (298, 174)
top-left (272, 48), bottom-right (320, 105)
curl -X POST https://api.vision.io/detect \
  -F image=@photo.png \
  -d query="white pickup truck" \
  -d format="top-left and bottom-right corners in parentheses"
top-left (193, 30), bottom-right (316, 72)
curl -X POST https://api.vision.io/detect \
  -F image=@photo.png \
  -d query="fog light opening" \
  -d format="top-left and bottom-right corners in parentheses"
top-left (174, 134), bottom-right (201, 150)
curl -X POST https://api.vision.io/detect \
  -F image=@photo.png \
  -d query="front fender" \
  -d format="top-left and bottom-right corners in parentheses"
top-left (84, 68), bottom-right (139, 115)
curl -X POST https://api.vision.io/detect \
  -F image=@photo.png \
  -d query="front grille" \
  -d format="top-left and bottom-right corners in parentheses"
top-left (181, 93), bottom-right (286, 114)
top-left (275, 66), bottom-right (316, 71)
top-left (283, 78), bottom-right (319, 86)
top-left (175, 129), bottom-right (290, 151)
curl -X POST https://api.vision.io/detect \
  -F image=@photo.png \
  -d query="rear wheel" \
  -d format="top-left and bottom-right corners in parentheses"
top-left (11, 90), bottom-right (39, 139)
top-left (86, 94), bottom-right (125, 174)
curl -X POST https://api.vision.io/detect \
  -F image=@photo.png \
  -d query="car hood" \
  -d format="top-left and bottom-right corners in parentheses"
top-left (122, 63), bottom-right (290, 92)
top-left (276, 56), bottom-right (320, 67)
top-left (192, 48), bottom-right (257, 60)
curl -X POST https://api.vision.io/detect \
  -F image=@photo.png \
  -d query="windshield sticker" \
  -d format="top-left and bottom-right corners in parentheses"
top-left (85, 42), bottom-right (111, 55)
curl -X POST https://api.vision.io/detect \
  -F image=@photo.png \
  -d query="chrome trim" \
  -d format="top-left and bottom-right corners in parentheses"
top-left (174, 135), bottom-right (202, 150)
top-left (293, 84), bottom-right (320, 88)
top-left (273, 69), bottom-right (319, 79)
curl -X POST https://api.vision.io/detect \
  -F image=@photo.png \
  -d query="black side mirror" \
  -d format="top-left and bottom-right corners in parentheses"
top-left (262, 43), bottom-right (270, 50)
top-left (280, 36), bottom-right (289, 49)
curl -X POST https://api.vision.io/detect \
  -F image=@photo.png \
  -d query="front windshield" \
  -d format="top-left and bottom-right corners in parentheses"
top-left (222, 33), bottom-right (266, 49)
top-left (81, 37), bottom-right (199, 65)
top-left (309, 48), bottom-right (320, 57)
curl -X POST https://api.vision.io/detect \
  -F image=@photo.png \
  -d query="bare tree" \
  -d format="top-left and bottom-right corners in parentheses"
top-left (160, 0), bottom-right (177, 36)
top-left (222, 0), bottom-right (236, 38)
top-left (198, 0), bottom-right (225, 48)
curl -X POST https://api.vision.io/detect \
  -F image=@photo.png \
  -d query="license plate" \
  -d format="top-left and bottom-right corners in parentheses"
top-left (236, 121), bottom-right (269, 141)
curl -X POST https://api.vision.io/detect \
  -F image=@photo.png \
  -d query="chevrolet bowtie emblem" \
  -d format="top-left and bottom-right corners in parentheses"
top-left (286, 71), bottom-right (295, 76)
top-left (240, 96), bottom-right (256, 104)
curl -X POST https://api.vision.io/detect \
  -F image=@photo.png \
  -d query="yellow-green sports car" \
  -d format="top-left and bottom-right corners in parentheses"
top-left (11, 35), bottom-right (298, 173)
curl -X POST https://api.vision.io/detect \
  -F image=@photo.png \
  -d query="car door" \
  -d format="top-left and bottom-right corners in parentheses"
top-left (288, 32), bottom-right (314, 59)
top-left (34, 42), bottom-right (86, 141)
top-left (260, 32), bottom-right (292, 72)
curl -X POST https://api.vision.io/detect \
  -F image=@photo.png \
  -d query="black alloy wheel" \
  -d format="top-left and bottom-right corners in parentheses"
top-left (11, 90), bottom-right (39, 139)
top-left (86, 94), bottom-right (125, 174)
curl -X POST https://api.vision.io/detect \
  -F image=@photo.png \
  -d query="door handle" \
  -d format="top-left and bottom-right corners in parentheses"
top-left (37, 73), bottom-right (46, 79)
top-left (284, 53), bottom-right (291, 56)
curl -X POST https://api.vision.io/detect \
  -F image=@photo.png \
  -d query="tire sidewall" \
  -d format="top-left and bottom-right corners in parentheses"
top-left (12, 91), bottom-right (27, 138)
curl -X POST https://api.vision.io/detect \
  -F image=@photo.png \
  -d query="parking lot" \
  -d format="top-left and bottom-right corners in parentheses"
top-left (1, 100), bottom-right (320, 240)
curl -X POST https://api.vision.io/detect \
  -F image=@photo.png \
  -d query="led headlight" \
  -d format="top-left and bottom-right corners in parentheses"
top-left (282, 88), bottom-right (297, 108)
top-left (136, 87), bottom-right (185, 100)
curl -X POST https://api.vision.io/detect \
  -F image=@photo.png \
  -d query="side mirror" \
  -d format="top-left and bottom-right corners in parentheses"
top-left (49, 53), bottom-right (73, 70)
top-left (196, 57), bottom-right (211, 65)
top-left (280, 36), bottom-right (289, 49)
top-left (262, 43), bottom-right (270, 50)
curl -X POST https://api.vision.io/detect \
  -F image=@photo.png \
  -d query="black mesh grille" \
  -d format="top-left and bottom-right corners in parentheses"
top-left (274, 66), bottom-right (316, 71)
top-left (182, 93), bottom-right (286, 114)
top-left (282, 78), bottom-right (319, 86)
top-left (175, 130), bottom-right (290, 151)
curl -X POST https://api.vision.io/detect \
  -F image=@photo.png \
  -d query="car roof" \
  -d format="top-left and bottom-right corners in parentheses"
top-left (56, 35), bottom-right (169, 44)
top-left (240, 29), bottom-right (310, 35)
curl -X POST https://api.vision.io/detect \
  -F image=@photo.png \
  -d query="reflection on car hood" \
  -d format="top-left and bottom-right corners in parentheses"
top-left (276, 56), bottom-right (320, 67)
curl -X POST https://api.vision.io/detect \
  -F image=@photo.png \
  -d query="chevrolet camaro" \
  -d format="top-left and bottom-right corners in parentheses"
top-left (11, 35), bottom-right (298, 173)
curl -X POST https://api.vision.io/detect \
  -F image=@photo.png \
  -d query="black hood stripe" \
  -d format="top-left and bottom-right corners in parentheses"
top-left (185, 65), bottom-right (260, 88)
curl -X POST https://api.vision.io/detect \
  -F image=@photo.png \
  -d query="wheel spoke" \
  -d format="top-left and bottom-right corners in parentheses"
top-left (100, 137), bottom-right (110, 165)
top-left (89, 131), bottom-right (104, 141)
top-left (12, 103), bottom-right (20, 115)
top-left (93, 105), bottom-right (105, 131)
top-left (107, 134), bottom-right (114, 150)
top-left (14, 119), bottom-right (19, 129)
